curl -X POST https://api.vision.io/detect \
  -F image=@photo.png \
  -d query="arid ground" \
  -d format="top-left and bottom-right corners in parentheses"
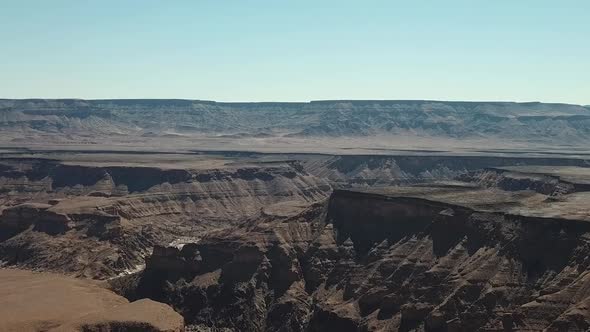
top-left (2, 99), bottom-right (590, 331)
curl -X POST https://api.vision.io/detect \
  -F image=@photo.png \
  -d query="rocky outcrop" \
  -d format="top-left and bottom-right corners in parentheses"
top-left (302, 154), bottom-right (590, 186)
top-left (0, 203), bottom-right (71, 239)
top-left (0, 158), bottom-right (330, 196)
top-left (462, 167), bottom-right (578, 196)
top-left (112, 203), bottom-right (326, 331)
top-left (0, 158), bottom-right (330, 279)
top-left (146, 244), bottom-right (202, 276)
top-left (116, 190), bottom-right (590, 331)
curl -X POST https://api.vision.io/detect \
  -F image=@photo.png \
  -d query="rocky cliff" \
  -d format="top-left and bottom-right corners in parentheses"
top-left (301, 154), bottom-right (590, 187)
top-left (0, 158), bottom-right (330, 279)
top-left (116, 189), bottom-right (590, 331)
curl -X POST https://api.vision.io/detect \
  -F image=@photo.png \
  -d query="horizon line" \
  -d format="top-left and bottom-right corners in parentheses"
top-left (1, 97), bottom-right (588, 107)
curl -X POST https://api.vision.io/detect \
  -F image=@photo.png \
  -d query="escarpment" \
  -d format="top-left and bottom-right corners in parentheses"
top-left (4, 150), bottom-right (590, 331)
top-left (0, 158), bottom-right (330, 279)
top-left (117, 189), bottom-right (590, 331)
top-left (3, 99), bottom-right (590, 151)
top-left (461, 167), bottom-right (580, 196)
top-left (301, 154), bottom-right (590, 186)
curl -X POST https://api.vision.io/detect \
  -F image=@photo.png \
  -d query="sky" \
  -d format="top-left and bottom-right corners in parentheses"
top-left (1, 1), bottom-right (589, 104)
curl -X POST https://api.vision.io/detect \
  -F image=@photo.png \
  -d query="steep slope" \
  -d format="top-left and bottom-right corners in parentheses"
top-left (117, 188), bottom-right (590, 331)
top-left (0, 158), bottom-right (330, 279)
top-left (301, 154), bottom-right (590, 186)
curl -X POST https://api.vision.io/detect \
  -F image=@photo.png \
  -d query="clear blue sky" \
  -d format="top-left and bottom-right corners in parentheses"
top-left (1, 1), bottom-right (588, 104)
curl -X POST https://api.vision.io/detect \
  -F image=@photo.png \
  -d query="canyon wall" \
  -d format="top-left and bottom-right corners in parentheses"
top-left (120, 190), bottom-right (590, 331)
top-left (0, 159), bottom-right (330, 279)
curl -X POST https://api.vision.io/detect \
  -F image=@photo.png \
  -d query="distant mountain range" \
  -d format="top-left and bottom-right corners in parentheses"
top-left (1, 99), bottom-right (589, 147)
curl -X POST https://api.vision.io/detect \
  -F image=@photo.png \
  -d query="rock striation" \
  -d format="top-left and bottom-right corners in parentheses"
top-left (116, 189), bottom-right (590, 331)
top-left (0, 158), bottom-right (330, 279)
top-left (2, 99), bottom-right (590, 147)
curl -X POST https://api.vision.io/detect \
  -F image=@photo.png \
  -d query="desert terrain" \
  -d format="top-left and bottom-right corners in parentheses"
top-left (0, 268), bottom-right (183, 331)
top-left (1, 99), bottom-right (590, 331)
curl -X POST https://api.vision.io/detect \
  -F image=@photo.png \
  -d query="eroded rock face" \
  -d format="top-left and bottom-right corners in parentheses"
top-left (118, 190), bottom-right (590, 331)
top-left (302, 154), bottom-right (590, 187)
top-left (113, 203), bottom-right (325, 331)
top-left (0, 159), bottom-right (330, 279)
top-left (0, 203), bottom-right (71, 239)
top-left (462, 167), bottom-right (576, 196)
top-left (146, 244), bottom-right (202, 276)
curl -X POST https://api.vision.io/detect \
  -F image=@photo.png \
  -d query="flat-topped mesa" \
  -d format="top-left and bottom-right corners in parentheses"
top-left (2, 98), bottom-right (590, 148)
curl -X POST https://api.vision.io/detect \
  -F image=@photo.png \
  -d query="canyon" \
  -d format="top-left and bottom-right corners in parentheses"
top-left (1, 99), bottom-right (590, 331)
